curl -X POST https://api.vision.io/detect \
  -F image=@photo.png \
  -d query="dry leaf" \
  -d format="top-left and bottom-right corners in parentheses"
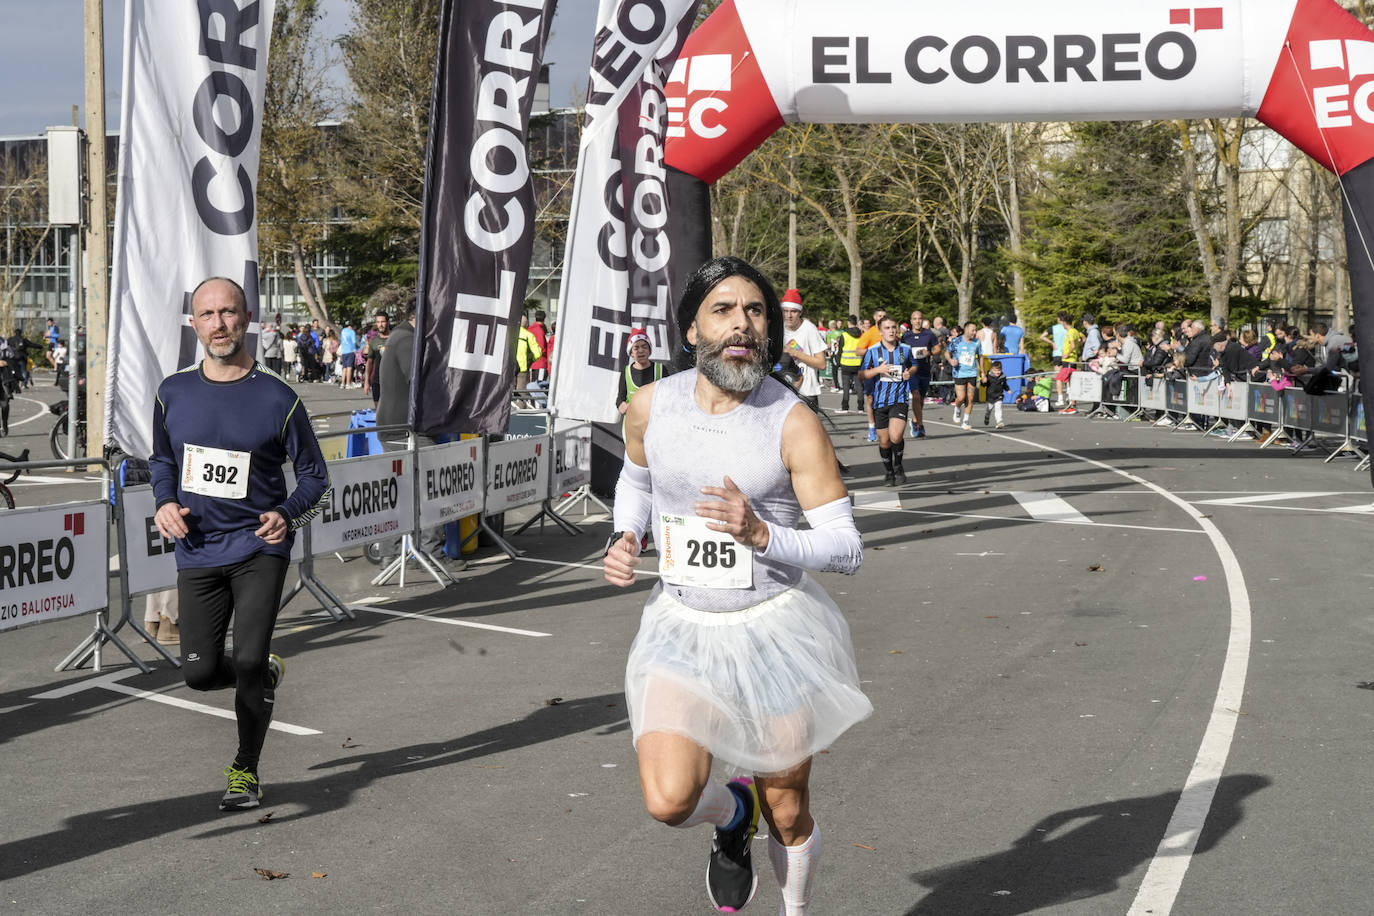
top-left (854, 843), bottom-right (877, 851)
top-left (544, 697), bottom-right (563, 706)
top-left (256, 811), bottom-right (275, 824)
top-left (311, 872), bottom-right (327, 879)
top-left (253, 868), bottom-right (289, 880)
top-left (1074, 641), bottom-right (1088, 647)
top-left (1088, 564), bottom-right (1104, 572)
top-left (984, 615), bottom-right (999, 619)
top-left (889, 650), bottom-right (902, 654)
top-left (341, 738), bottom-right (361, 748)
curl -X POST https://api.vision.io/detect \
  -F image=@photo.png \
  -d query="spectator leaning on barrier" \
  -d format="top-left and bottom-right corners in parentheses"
top-left (1215, 332), bottom-right (1258, 383)
top-left (1182, 320), bottom-right (1214, 375)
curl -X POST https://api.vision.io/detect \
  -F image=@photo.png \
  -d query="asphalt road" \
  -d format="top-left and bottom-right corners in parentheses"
top-left (2, 376), bottom-right (1373, 915)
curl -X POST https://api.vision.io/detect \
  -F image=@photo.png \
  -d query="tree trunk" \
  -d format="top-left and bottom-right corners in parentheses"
top-left (1005, 123), bottom-right (1025, 320)
top-left (290, 238), bottom-right (330, 326)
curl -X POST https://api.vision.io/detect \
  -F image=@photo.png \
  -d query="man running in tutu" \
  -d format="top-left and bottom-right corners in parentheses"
top-left (604, 256), bottom-right (871, 914)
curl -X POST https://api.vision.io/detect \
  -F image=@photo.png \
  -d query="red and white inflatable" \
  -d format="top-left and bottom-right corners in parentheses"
top-left (663, 0), bottom-right (1374, 478)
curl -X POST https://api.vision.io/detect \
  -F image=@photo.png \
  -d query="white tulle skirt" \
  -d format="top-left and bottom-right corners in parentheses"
top-left (625, 574), bottom-right (873, 776)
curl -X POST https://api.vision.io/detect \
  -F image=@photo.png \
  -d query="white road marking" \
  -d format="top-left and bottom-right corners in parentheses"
top-left (514, 555), bottom-right (662, 578)
top-left (1194, 491), bottom-right (1342, 506)
top-left (4, 396), bottom-right (51, 428)
top-left (934, 422), bottom-right (1250, 916)
top-left (851, 501), bottom-right (1202, 535)
top-left (1010, 491), bottom-right (1093, 524)
top-left (349, 604), bottom-right (551, 637)
top-left (1190, 500), bottom-right (1374, 515)
top-left (32, 669), bottom-right (321, 735)
top-left (852, 489), bottom-right (904, 511)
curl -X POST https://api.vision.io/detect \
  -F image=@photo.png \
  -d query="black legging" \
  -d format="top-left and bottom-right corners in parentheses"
top-left (178, 552), bottom-right (289, 771)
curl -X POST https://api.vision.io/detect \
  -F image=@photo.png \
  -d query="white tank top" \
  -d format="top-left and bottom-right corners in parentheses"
top-left (644, 369), bottom-right (803, 611)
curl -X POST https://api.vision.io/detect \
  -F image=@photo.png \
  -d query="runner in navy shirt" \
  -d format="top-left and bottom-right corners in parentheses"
top-left (901, 309), bottom-right (938, 438)
top-left (150, 277), bottom-right (328, 812)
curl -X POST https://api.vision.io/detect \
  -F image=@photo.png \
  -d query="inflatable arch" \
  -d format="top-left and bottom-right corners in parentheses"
top-left (662, 0), bottom-right (1374, 478)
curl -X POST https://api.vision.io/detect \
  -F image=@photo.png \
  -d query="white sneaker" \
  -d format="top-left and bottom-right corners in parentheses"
top-left (996, 422), bottom-right (1006, 429)
top-left (952, 410), bottom-right (962, 424)
top-left (961, 422), bottom-right (972, 430)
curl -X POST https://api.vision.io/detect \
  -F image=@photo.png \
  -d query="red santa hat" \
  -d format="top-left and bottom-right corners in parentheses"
top-left (780, 288), bottom-right (803, 310)
top-left (626, 328), bottom-right (650, 353)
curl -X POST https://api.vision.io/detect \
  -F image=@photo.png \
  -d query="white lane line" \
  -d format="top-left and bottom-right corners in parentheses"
top-left (932, 421), bottom-right (1250, 916)
top-left (1010, 490), bottom-right (1093, 524)
top-left (1189, 500), bottom-right (1374, 515)
top-left (32, 669), bottom-right (321, 735)
top-left (1194, 491), bottom-right (1341, 506)
top-left (851, 501), bottom-right (1202, 535)
top-left (349, 604), bottom-right (551, 637)
top-left (852, 489), bottom-right (904, 511)
top-left (4, 396), bottom-right (52, 429)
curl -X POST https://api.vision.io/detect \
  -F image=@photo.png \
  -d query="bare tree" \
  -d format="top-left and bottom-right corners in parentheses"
top-left (742, 124), bottom-right (894, 316)
top-left (1175, 118), bottom-right (1283, 324)
top-left (337, 0), bottom-right (440, 232)
top-left (0, 148), bottom-right (52, 333)
top-left (259, 0), bottom-right (338, 326)
top-left (877, 123), bottom-right (1006, 325)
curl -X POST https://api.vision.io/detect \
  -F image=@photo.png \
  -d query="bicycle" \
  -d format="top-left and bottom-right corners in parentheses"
top-left (49, 374), bottom-right (87, 460)
top-left (0, 448), bottom-right (30, 510)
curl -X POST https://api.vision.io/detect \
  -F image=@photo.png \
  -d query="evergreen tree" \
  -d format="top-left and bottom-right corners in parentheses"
top-left (1018, 121), bottom-right (1203, 359)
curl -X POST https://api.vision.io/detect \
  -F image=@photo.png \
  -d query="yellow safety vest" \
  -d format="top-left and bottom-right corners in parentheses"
top-left (840, 331), bottom-right (863, 367)
top-left (624, 363), bottom-right (664, 400)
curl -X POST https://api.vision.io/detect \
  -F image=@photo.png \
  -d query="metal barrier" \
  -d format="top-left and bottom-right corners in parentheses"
top-left (1062, 372), bottom-right (1368, 472)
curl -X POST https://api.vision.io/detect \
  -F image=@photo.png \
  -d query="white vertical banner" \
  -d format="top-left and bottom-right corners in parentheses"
top-left (548, 0), bottom-right (701, 423)
top-left (106, 0), bottom-right (276, 459)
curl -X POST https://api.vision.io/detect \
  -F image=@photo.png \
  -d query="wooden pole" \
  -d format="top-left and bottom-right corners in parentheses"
top-left (84, 0), bottom-right (108, 458)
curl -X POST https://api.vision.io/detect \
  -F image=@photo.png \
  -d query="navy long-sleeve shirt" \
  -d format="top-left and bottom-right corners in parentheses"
top-left (150, 364), bottom-right (329, 569)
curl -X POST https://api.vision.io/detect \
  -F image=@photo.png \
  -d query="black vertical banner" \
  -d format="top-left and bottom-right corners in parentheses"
top-left (1339, 162), bottom-right (1374, 486)
top-left (412, 0), bottom-right (558, 436)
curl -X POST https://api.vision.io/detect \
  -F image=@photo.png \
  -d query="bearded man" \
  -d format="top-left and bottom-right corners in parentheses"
top-left (603, 256), bottom-right (871, 914)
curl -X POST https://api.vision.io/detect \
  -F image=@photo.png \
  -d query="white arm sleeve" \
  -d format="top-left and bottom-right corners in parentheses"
top-left (612, 457), bottom-right (654, 539)
top-left (759, 495), bottom-right (863, 576)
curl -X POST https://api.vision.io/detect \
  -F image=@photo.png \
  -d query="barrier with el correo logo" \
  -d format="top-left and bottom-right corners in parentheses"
top-left (0, 500), bottom-right (108, 633)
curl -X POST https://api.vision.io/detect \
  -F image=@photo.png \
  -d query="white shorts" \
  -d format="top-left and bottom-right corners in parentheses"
top-left (625, 574), bottom-right (872, 775)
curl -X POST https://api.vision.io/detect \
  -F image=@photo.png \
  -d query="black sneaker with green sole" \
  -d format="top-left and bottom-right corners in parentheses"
top-left (707, 778), bottom-right (759, 912)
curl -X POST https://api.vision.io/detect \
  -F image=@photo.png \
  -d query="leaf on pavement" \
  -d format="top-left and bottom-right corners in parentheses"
top-left (256, 811), bottom-right (275, 824)
top-left (1088, 564), bottom-right (1103, 572)
top-left (253, 868), bottom-right (289, 880)
top-left (545, 697), bottom-right (563, 706)
top-left (311, 872), bottom-right (327, 879)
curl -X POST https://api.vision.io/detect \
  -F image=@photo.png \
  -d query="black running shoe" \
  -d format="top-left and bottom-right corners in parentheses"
top-left (883, 471), bottom-right (896, 487)
top-left (219, 765), bottom-right (262, 811)
top-left (707, 778), bottom-right (759, 912)
top-left (895, 468), bottom-right (908, 485)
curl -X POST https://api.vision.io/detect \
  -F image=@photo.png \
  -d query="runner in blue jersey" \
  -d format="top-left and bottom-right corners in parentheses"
top-left (946, 321), bottom-right (986, 431)
top-left (150, 277), bottom-right (329, 812)
top-left (860, 316), bottom-right (917, 485)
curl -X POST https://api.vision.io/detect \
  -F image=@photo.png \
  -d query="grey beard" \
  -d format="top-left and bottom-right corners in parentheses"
top-left (206, 337), bottom-right (243, 361)
top-left (696, 335), bottom-right (768, 392)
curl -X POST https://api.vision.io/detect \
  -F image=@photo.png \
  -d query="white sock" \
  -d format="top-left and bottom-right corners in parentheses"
top-left (673, 781), bottom-right (740, 829)
top-left (769, 824), bottom-right (822, 916)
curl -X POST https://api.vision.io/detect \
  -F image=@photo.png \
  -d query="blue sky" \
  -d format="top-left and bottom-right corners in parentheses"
top-left (0, 0), bottom-right (600, 138)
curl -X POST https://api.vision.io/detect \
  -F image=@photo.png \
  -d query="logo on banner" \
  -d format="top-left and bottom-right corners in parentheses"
top-left (667, 54), bottom-right (732, 140)
top-left (63, 513), bottom-right (86, 536)
top-left (1308, 38), bottom-right (1374, 128)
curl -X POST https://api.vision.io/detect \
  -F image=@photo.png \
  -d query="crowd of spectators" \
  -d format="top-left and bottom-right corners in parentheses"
top-left (1053, 313), bottom-right (1359, 439)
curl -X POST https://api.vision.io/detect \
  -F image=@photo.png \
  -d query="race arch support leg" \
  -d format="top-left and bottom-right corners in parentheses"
top-left (666, 165), bottom-right (712, 371)
top-left (1339, 159), bottom-right (1374, 488)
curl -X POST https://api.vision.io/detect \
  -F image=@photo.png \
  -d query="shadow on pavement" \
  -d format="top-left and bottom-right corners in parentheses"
top-left (0, 692), bottom-right (628, 882)
top-left (904, 773), bottom-right (1270, 915)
